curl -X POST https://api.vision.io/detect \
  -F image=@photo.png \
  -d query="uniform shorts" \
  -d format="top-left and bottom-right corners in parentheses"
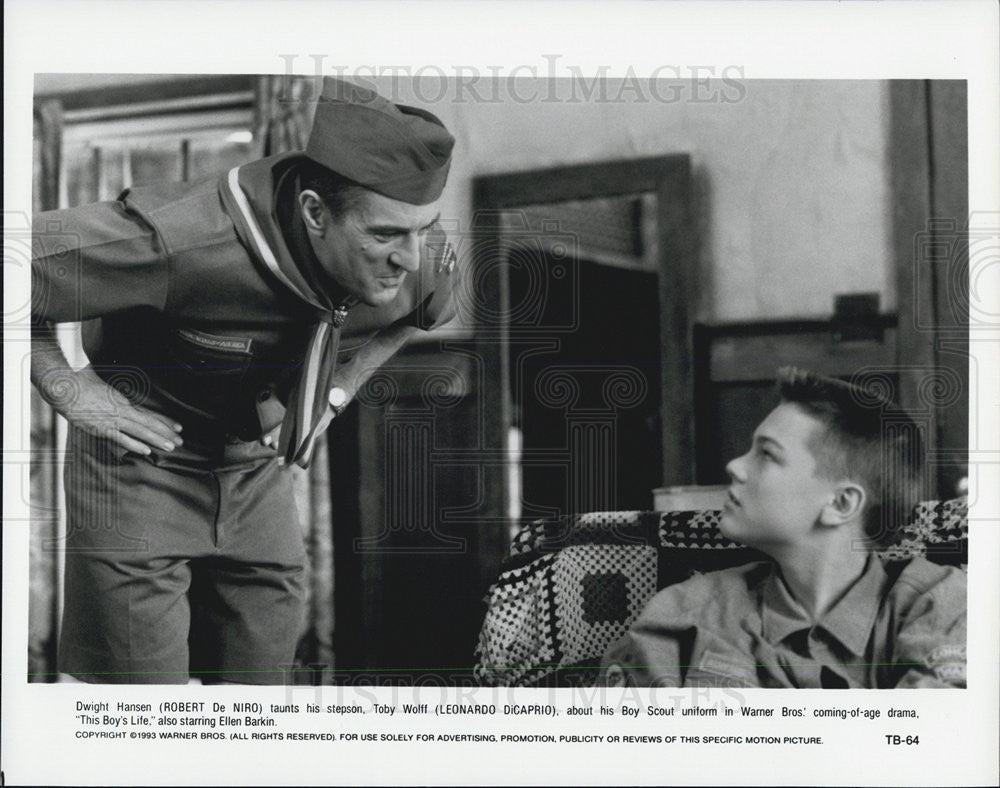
top-left (58, 426), bottom-right (307, 685)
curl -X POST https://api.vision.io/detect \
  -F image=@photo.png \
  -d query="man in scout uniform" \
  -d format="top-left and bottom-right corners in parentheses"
top-left (30, 77), bottom-right (459, 684)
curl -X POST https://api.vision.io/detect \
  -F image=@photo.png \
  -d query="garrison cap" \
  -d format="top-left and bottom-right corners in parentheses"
top-left (305, 77), bottom-right (455, 205)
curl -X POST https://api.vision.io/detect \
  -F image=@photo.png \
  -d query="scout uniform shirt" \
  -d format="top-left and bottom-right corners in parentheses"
top-left (31, 152), bottom-right (436, 455)
top-left (601, 554), bottom-right (967, 688)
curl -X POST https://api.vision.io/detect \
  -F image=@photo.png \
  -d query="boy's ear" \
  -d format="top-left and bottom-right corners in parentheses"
top-left (819, 482), bottom-right (867, 528)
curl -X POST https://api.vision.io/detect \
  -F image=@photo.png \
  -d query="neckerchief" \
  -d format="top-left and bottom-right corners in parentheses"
top-left (219, 162), bottom-right (353, 468)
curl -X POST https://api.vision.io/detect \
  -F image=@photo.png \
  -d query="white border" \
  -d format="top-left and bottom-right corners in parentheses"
top-left (4, 1), bottom-right (999, 785)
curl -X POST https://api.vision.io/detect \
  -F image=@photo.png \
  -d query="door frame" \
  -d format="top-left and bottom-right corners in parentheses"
top-left (471, 154), bottom-right (697, 556)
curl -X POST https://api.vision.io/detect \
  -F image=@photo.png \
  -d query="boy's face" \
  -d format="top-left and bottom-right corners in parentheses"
top-left (720, 402), bottom-right (840, 550)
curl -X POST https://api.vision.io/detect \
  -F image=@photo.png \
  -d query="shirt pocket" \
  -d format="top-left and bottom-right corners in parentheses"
top-left (684, 648), bottom-right (760, 688)
top-left (163, 327), bottom-right (253, 415)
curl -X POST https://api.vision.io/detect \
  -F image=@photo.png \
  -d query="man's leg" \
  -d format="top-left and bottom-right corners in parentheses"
top-left (189, 453), bottom-right (307, 685)
top-left (59, 426), bottom-right (217, 684)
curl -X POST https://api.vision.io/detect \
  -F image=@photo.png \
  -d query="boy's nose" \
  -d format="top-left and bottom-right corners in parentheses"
top-left (725, 454), bottom-right (746, 483)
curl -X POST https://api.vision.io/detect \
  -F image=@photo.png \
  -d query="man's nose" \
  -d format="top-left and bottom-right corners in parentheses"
top-left (390, 234), bottom-right (422, 272)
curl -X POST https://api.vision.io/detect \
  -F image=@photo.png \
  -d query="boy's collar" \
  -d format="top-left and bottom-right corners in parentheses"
top-left (760, 553), bottom-right (886, 656)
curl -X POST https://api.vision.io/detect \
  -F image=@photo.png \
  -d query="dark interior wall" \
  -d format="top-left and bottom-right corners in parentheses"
top-left (926, 81), bottom-right (970, 498)
top-left (891, 81), bottom-right (969, 499)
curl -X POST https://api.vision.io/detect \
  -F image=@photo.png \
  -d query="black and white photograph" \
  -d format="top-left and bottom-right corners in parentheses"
top-left (25, 72), bottom-right (972, 690)
top-left (4, 1), bottom-right (999, 785)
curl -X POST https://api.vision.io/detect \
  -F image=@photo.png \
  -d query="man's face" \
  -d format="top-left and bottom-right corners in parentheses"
top-left (310, 189), bottom-right (441, 307)
top-left (719, 402), bottom-right (839, 551)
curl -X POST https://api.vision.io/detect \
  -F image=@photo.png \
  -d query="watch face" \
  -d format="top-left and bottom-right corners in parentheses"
top-left (328, 387), bottom-right (348, 409)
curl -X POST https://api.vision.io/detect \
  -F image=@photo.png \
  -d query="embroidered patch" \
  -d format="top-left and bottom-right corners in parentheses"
top-left (176, 328), bottom-right (252, 353)
top-left (925, 644), bottom-right (966, 684)
top-left (695, 649), bottom-right (756, 685)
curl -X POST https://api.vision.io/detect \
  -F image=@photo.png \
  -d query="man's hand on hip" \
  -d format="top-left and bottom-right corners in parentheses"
top-left (50, 366), bottom-right (184, 455)
top-left (31, 321), bottom-right (183, 456)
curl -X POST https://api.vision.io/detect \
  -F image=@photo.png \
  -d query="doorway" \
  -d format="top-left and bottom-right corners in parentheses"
top-left (512, 252), bottom-right (662, 518)
top-left (472, 156), bottom-right (697, 538)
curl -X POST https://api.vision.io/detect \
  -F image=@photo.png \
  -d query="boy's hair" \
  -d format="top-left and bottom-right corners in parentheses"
top-left (299, 160), bottom-right (370, 218)
top-left (776, 367), bottom-right (924, 547)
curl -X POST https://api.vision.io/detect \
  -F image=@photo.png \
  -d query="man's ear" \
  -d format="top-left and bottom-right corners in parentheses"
top-left (298, 190), bottom-right (328, 236)
top-left (819, 482), bottom-right (867, 528)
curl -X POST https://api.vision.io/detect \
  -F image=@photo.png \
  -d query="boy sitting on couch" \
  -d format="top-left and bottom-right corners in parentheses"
top-left (601, 368), bottom-right (966, 688)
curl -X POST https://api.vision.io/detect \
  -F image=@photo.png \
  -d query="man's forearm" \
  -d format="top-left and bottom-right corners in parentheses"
top-left (31, 320), bottom-right (76, 406)
top-left (335, 324), bottom-right (422, 395)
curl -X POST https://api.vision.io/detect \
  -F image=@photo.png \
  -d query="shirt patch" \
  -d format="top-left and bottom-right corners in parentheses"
top-left (925, 644), bottom-right (966, 684)
top-left (695, 650), bottom-right (757, 684)
top-left (176, 328), bottom-right (252, 353)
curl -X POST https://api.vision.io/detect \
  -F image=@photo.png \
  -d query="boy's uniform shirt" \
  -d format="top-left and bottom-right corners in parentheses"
top-left (601, 553), bottom-right (967, 689)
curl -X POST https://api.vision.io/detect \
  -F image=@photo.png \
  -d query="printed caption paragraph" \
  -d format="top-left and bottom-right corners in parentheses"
top-left (68, 697), bottom-right (926, 748)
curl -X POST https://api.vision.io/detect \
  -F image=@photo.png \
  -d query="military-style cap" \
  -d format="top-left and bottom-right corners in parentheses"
top-left (305, 77), bottom-right (455, 205)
